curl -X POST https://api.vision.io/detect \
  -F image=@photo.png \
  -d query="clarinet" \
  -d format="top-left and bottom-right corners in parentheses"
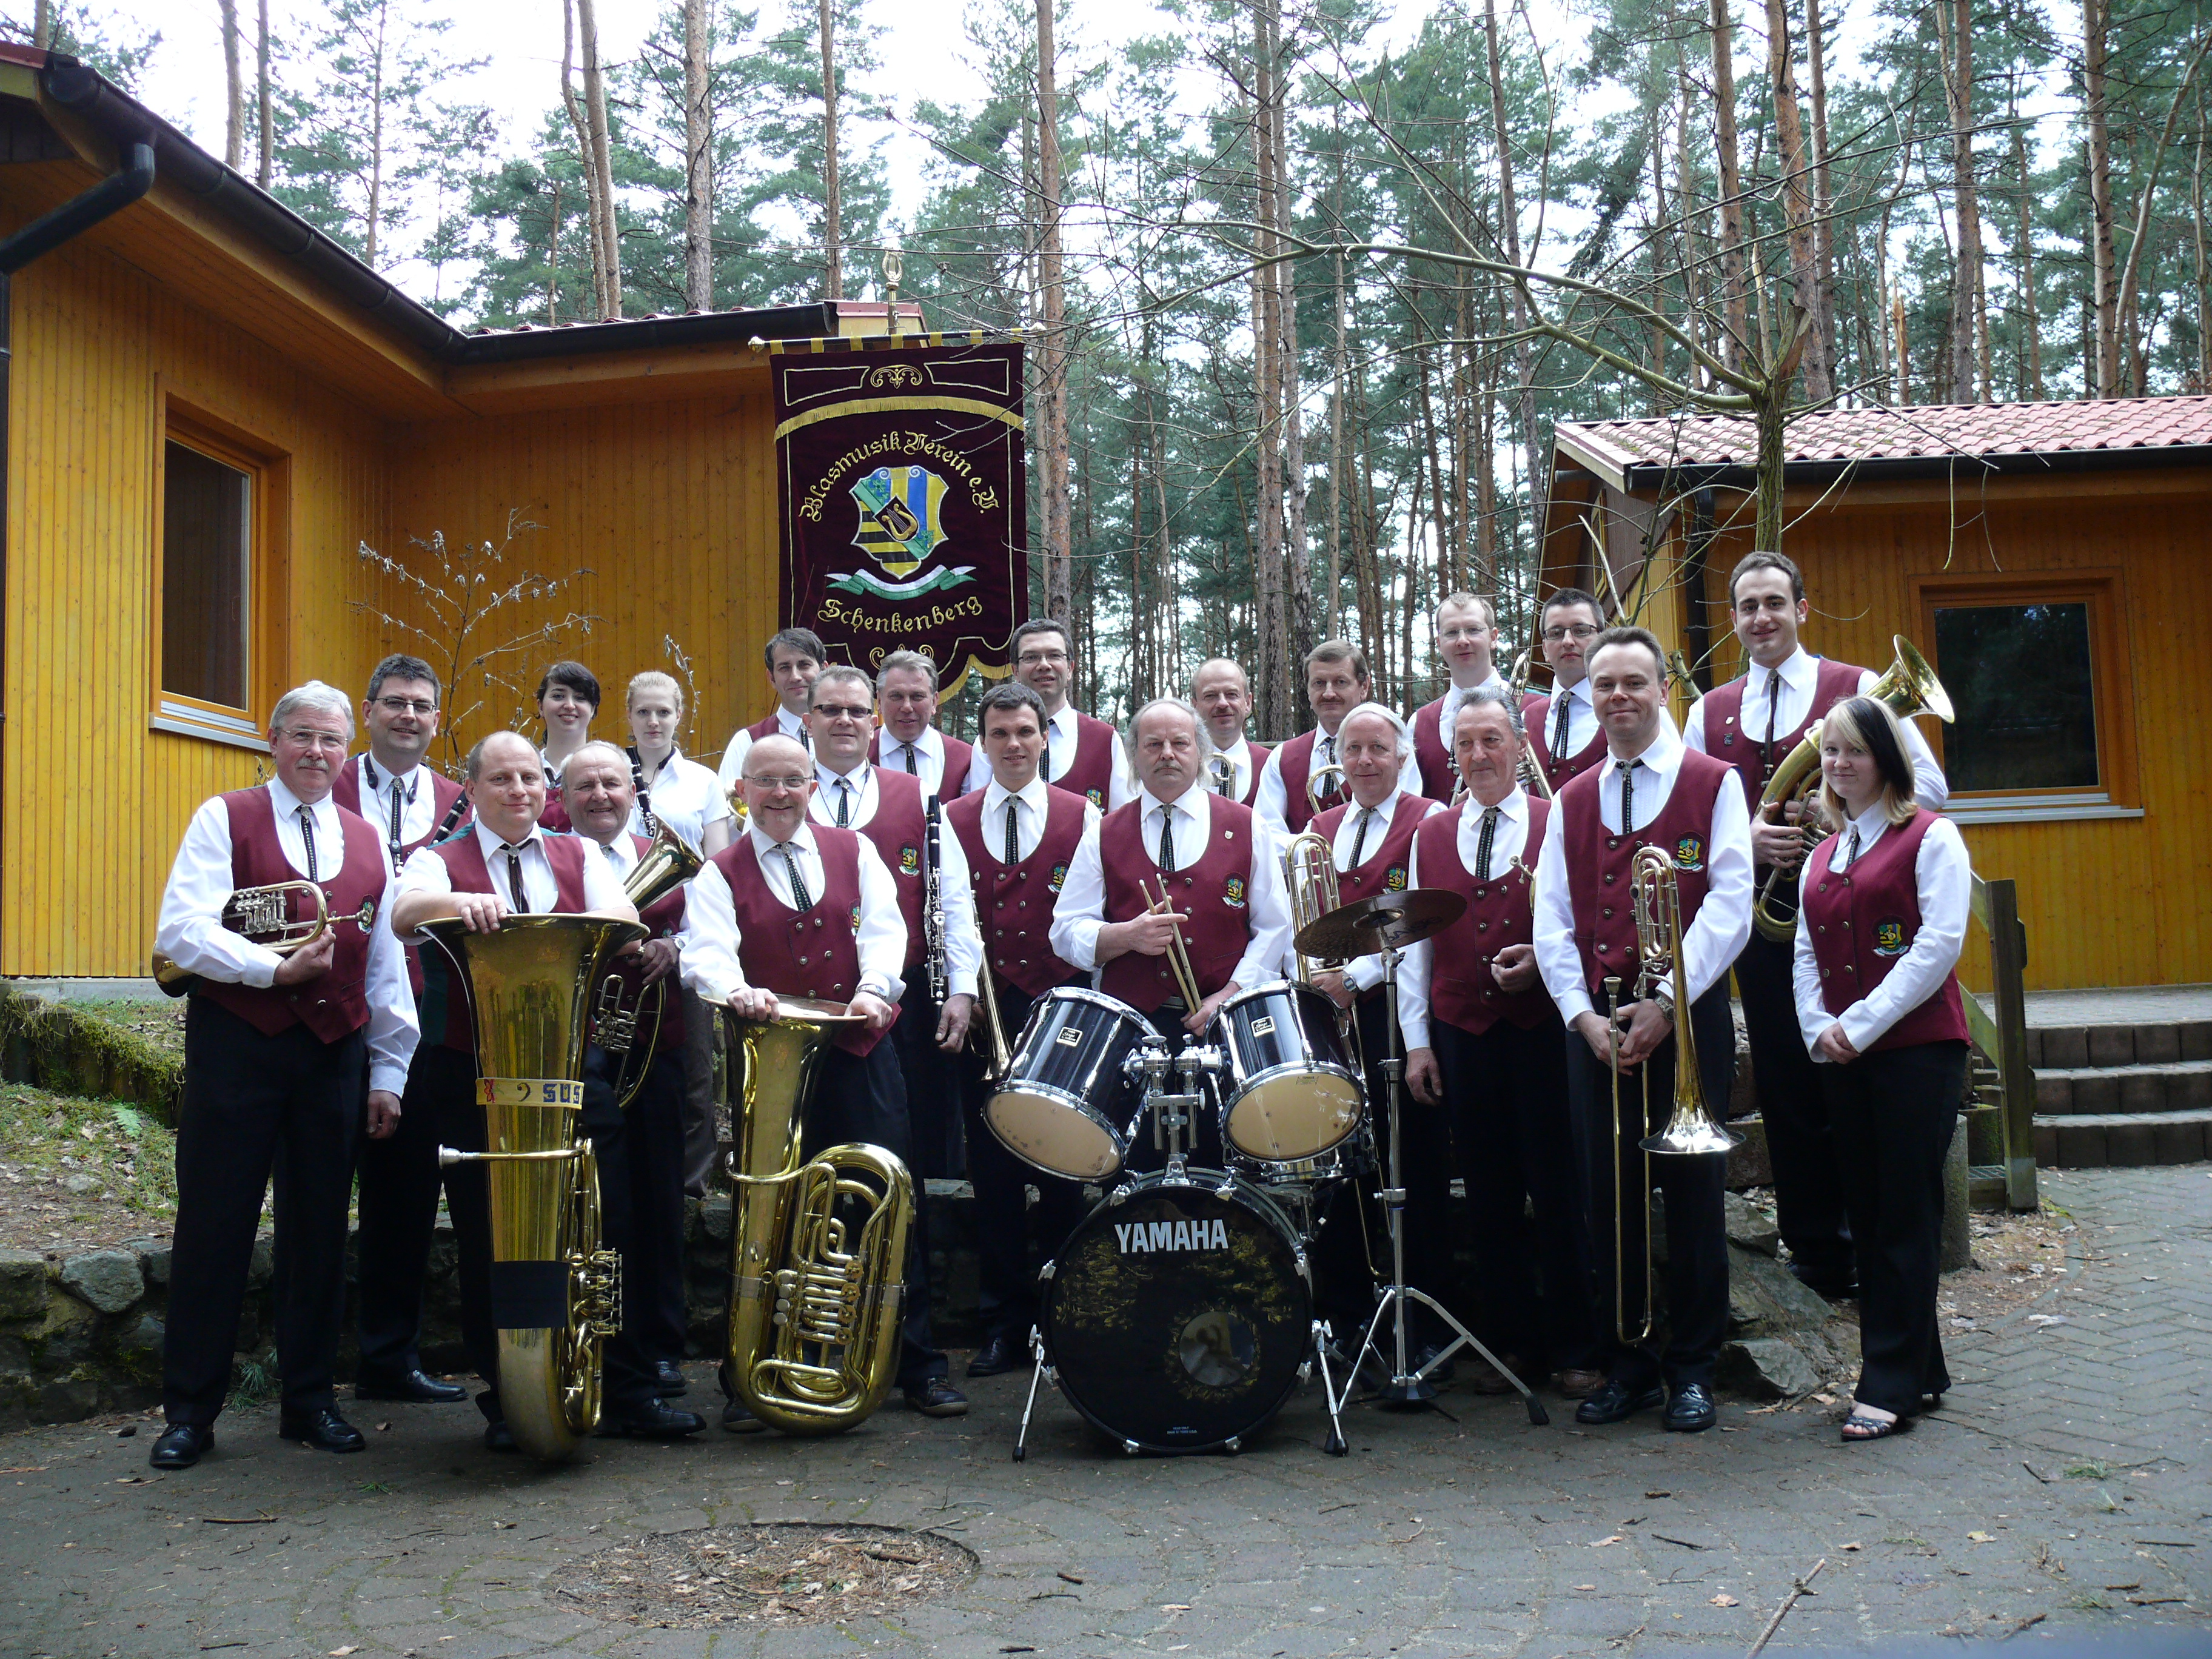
top-left (923, 794), bottom-right (948, 1005)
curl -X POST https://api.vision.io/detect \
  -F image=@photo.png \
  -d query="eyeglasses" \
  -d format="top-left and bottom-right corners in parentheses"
top-left (812, 703), bottom-right (872, 722)
top-left (1017, 649), bottom-right (1070, 666)
top-left (746, 774), bottom-right (812, 792)
top-left (1542, 623), bottom-right (1601, 643)
top-left (374, 696), bottom-right (437, 716)
top-left (280, 729), bottom-right (350, 751)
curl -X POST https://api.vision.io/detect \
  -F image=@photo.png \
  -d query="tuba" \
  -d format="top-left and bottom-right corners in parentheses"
top-left (591, 822), bottom-right (705, 1111)
top-left (424, 911), bottom-right (647, 1462)
top-left (1749, 635), bottom-right (1952, 942)
top-left (723, 999), bottom-right (914, 1434)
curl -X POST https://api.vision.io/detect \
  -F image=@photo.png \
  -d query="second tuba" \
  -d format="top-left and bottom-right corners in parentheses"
top-left (722, 999), bottom-right (914, 1434)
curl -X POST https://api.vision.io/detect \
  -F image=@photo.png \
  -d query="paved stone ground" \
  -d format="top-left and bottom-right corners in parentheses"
top-left (5, 1167), bottom-right (2208, 1659)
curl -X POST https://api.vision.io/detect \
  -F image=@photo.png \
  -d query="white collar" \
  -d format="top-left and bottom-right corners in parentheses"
top-left (750, 821), bottom-right (819, 859)
top-left (1750, 647), bottom-right (1815, 692)
top-left (361, 751), bottom-right (430, 790)
top-left (1044, 703), bottom-right (1079, 736)
top-left (815, 758), bottom-right (871, 791)
top-left (985, 773), bottom-right (1051, 812)
top-left (1846, 801), bottom-right (1895, 841)
top-left (1553, 677), bottom-right (1592, 706)
top-left (1609, 719), bottom-right (1682, 771)
top-left (475, 818), bottom-right (545, 854)
top-left (1467, 785), bottom-right (1527, 822)
top-left (1345, 785), bottom-right (1404, 817)
top-left (883, 728), bottom-right (939, 756)
top-left (1141, 783), bottom-right (1205, 816)
top-left (268, 776), bottom-right (326, 817)
top-left (776, 706), bottom-right (809, 733)
top-left (588, 833), bottom-right (637, 866)
top-left (1209, 734), bottom-right (1250, 760)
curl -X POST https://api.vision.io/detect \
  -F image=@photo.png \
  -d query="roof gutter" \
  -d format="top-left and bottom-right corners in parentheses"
top-left (1607, 442), bottom-right (2212, 494)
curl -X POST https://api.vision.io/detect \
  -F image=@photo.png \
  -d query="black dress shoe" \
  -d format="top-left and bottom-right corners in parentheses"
top-left (903, 1377), bottom-right (969, 1417)
top-left (278, 1407), bottom-right (366, 1453)
top-left (483, 1419), bottom-right (517, 1452)
top-left (720, 1396), bottom-right (766, 1433)
top-left (354, 1367), bottom-right (469, 1404)
top-left (598, 1398), bottom-right (705, 1439)
top-left (1575, 1378), bottom-right (1665, 1425)
top-left (654, 1360), bottom-right (688, 1397)
top-left (1788, 1261), bottom-right (1858, 1301)
top-left (150, 1423), bottom-right (213, 1469)
top-left (967, 1333), bottom-right (1020, 1378)
top-left (1664, 1381), bottom-right (1718, 1433)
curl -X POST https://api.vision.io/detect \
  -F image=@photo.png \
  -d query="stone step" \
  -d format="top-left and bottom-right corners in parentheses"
top-left (2031, 1059), bottom-right (2212, 1116)
top-left (2032, 1108), bottom-right (2212, 1170)
top-left (2026, 1019), bottom-right (2212, 1070)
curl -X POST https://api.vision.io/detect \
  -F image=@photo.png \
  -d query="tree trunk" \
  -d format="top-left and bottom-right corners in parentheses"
top-left (1805, 0), bottom-right (1839, 398)
top-left (362, 1), bottom-right (389, 266)
top-left (2014, 116), bottom-right (2044, 397)
top-left (1249, 0), bottom-right (1292, 734)
top-left (1711, 0), bottom-right (1751, 373)
top-left (32, 0), bottom-right (49, 49)
top-left (819, 0), bottom-right (840, 300)
top-left (1893, 287), bottom-right (1911, 403)
top-left (683, 0), bottom-right (712, 310)
top-left (2194, 111), bottom-right (2210, 388)
top-left (1327, 249), bottom-right (1347, 635)
top-left (561, 0), bottom-right (611, 317)
top-left (2085, 0), bottom-right (2116, 395)
top-left (1765, 0), bottom-right (1829, 401)
top-left (579, 0), bottom-right (620, 315)
top-left (1936, 0), bottom-right (1981, 401)
top-left (1484, 0), bottom-right (1544, 557)
top-left (1036, 0), bottom-right (1073, 618)
top-left (1754, 389), bottom-right (1786, 551)
top-left (1270, 10), bottom-right (1312, 662)
top-left (256, 0), bottom-right (272, 189)
top-left (220, 0), bottom-right (244, 170)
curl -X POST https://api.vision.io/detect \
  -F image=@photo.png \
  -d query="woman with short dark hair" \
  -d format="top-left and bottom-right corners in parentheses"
top-left (535, 661), bottom-right (601, 831)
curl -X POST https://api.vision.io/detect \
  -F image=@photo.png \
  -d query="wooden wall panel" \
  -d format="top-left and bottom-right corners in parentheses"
top-left (4, 235), bottom-right (396, 976)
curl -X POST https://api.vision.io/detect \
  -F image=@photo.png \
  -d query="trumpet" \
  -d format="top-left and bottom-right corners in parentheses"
top-left (1506, 649), bottom-right (1557, 803)
top-left (150, 880), bottom-right (376, 995)
top-left (1749, 635), bottom-right (1952, 942)
top-left (971, 959), bottom-right (1013, 1082)
top-left (1208, 751), bottom-right (1239, 797)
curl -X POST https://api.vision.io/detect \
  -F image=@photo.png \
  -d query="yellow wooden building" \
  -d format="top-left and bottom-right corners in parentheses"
top-left (1542, 397), bottom-right (2212, 992)
top-left (0, 44), bottom-right (930, 979)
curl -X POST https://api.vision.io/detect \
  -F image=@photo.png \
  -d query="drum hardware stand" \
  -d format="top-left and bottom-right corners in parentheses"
top-left (1333, 933), bottom-right (1550, 1429)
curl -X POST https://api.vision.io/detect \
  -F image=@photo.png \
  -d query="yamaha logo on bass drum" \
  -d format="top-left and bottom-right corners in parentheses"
top-left (1114, 1218), bottom-right (1231, 1254)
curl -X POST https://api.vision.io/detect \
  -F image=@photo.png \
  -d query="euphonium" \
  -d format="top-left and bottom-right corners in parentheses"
top-left (723, 999), bottom-right (914, 1434)
top-left (424, 912), bottom-right (648, 1462)
top-left (1750, 635), bottom-right (1952, 942)
top-left (593, 822), bottom-right (705, 1111)
top-left (1630, 845), bottom-right (1743, 1157)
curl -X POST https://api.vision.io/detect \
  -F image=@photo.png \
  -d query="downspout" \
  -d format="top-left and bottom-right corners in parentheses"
top-left (0, 136), bottom-right (156, 973)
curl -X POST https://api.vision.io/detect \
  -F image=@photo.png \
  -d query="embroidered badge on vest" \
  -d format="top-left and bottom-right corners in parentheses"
top-left (354, 894), bottom-right (380, 931)
top-left (850, 903), bottom-right (863, 930)
top-left (1224, 874), bottom-right (1248, 909)
top-left (1050, 861), bottom-right (1069, 893)
top-left (1874, 918), bottom-right (1909, 957)
top-left (1086, 786), bottom-right (1105, 809)
top-left (1384, 863), bottom-right (1409, 891)
top-left (899, 844), bottom-right (922, 877)
top-left (1673, 834), bottom-right (1706, 871)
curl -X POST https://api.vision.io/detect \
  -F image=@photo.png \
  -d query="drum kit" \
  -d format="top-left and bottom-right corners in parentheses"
top-left (995, 886), bottom-right (1551, 1462)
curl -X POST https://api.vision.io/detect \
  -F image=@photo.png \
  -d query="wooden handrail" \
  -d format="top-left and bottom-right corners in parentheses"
top-left (1968, 873), bottom-right (2039, 1212)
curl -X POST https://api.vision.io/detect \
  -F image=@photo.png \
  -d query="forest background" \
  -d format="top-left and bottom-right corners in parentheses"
top-left (5, 0), bottom-right (2202, 737)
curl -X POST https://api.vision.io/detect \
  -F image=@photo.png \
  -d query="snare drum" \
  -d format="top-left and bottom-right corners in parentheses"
top-left (985, 988), bottom-right (1152, 1179)
top-left (1213, 980), bottom-right (1364, 1163)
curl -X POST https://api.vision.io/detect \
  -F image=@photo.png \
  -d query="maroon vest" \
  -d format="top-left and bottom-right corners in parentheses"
top-left (1311, 792), bottom-right (1433, 904)
top-left (1038, 711), bottom-right (1120, 809)
top-left (1522, 691), bottom-right (1609, 790)
top-left (420, 831), bottom-right (594, 1054)
top-left (871, 730), bottom-right (976, 802)
top-left (833, 768), bottom-right (928, 974)
top-left (1415, 797), bottom-right (1555, 1034)
top-left (1099, 795), bottom-right (1257, 1014)
top-left (1410, 699), bottom-right (1456, 802)
top-left (1236, 742), bottom-right (1272, 806)
top-left (588, 833), bottom-right (687, 1057)
top-left (1702, 657), bottom-right (1865, 817)
top-left (1273, 727), bottom-right (1347, 836)
top-left (947, 784), bottom-right (1090, 997)
top-left (746, 711), bottom-right (789, 742)
top-left (1802, 810), bottom-right (1970, 1053)
top-left (1559, 749), bottom-right (1734, 998)
top-left (711, 829), bottom-right (888, 1055)
top-left (332, 756), bottom-right (468, 996)
top-left (198, 788), bottom-right (384, 1045)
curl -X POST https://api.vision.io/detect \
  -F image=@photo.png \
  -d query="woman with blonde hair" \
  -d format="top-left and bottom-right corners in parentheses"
top-left (623, 671), bottom-right (733, 857)
top-left (1791, 696), bottom-right (1972, 1443)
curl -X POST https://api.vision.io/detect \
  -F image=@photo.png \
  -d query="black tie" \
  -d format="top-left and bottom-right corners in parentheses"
top-left (1616, 759), bottom-right (1640, 835)
top-left (1475, 805), bottom-right (1500, 880)
top-left (1042, 728), bottom-right (1054, 785)
top-left (1158, 805), bottom-right (1176, 872)
top-left (1765, 671), bottom-right (1781, 762)
top-left (903, 742), bottom-right (919, 777)
top-left (1552, 694), bottom-right (1570, 760)
top-left (836, 779), bottom-right (853, 828)
top-left (1846, 826), bottom-right (1862, 869)
top-left (501, 843), bottom-right (528, 911)
top-left (297, 806), bottom-right (320, 883)
top-left (1004, 800), bottom-right (1021, 866)
top-left (1348, 805), bottom-right (1375, 869)
top-left (779, 842), bottom-right (812, 910)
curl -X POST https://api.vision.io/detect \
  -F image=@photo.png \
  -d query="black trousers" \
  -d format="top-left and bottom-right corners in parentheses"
top-left (1735, 926), bottom-right (1854, 1284)
top-left (355, 1036), bottom-right (467, 1380)
top-left (164, 1000), bottom-right (362, 1427)
top-left (1823, 1040), bottom-right (1968, 1417)
top-left (1565, 984), bottom-right (1735, 1391)
top-left (400, 1046), bottom-right (503, 1417)
top-left (962, 981), bottom-right (1089, 1345)
top-left (580, 1041), bottom-right (688, 1411)
top-left (1436, 1014), bottom-right (1604, 1374)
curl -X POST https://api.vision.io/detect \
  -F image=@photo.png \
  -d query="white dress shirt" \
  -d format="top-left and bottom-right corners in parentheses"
top-left (395, 820), bottom-right (630, 918)
top-left (1326, 786), bottom-right (1443, 993)
top-left (1050, 784), bottom-right (1293, 997)
top-left (1431, 669), bottom-right (1507, 740)
top-left (1400, 787), bottom-right (1532, 1050)
top-left (677, 823), bottom-right (908, 1006)
top-left (962, 703), bottom-right (1138, 808)
top-left (809, 760), bottom-right (980, 996)
top-left (1533, 718), bottom-right (1754, 1026)
top-left (629, 748), bottom-right (733, 846)
top-left (716, 706), bottom-right (811, 792)
top-left (1792, 807), bottom-right (1971, 1057)
top-left (1684, 648), bottom-right (1947, 811)
top-left (977, 774), bottom-right (1102, 865)
top-left (1201, 736), bottom-right (1264, 802)
top-left (155, 778), bottom-right (420, 1096)
top-left (350, 752), bottom-right (445, 859)
top-left (876, 726), bottom-right (959, 798)
top-left (1531, 679), bottom-right (1598, 761)
top-left (1253, 726), bottom-right (1422, 837)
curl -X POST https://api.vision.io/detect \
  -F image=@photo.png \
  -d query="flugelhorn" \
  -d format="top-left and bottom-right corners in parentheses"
top-left (594, 821), bottom-right (705, 1111)
top-left (1750, 635), bottom-right (1952, 942)
top-left (152, 880), bottom-right (377, 996)
top-left (723, 998), bottom-right (914, 1434)
top-left (1631, 845), bottom-right (1742, 1157)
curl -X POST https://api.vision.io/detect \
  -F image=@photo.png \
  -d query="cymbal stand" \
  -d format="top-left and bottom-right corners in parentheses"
top-left (1331, 935), bottom-right (1550, 1428)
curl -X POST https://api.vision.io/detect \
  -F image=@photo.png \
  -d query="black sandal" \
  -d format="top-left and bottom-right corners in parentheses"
top-left (1841, 1410), bottom-right (1911, 1443)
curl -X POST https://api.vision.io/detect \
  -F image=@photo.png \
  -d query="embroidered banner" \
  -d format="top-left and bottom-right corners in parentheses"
top-left (772, 333), bottom-right (1028, 693)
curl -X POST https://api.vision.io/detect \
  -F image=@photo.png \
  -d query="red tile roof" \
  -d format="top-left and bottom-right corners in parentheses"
top-left (1554, 395), bottom-right (2212, 488)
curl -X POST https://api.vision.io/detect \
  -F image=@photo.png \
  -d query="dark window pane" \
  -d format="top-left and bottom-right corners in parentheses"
top-left (1932, 602), bottom-right (2097, 792)
top-left (162, 440), bottom-right (252, 708)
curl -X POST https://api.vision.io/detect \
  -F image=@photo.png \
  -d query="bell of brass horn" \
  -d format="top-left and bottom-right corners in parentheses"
top-left (422, 912), bottom-right (648, 1462)
top-left (597, 823), bottom-right (706, 1110)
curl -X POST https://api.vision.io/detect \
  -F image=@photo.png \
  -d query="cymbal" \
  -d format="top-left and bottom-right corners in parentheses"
top-left (1293, 887), bottom-right (1467, 960)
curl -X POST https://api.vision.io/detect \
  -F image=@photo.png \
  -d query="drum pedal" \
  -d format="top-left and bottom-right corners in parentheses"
top-left (1012, 1327), bottom-right (1053, 1464)
top-left (1310, 1320), bottom-right (1350, 1456)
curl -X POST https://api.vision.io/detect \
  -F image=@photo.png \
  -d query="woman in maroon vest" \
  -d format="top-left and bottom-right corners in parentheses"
top-left (1792, 698), bottom-right (1972, 1443)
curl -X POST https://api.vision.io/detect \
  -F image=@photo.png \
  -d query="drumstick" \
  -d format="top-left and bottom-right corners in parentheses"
top-left (1142, 876), bottom-right (1205, 1010)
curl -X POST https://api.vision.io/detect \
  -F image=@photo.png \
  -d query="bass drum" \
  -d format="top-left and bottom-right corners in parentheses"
top-left (985, 988), bottom-right (1152, 1180)
top-left (1042, 1173), bottom-right (1312, 1453)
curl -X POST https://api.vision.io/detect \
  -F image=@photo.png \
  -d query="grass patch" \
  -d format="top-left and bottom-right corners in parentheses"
top-left (0, 987), bottom-right (184, 1127)
top-left (2065, 1460), bottom-right (2111, 1480)
top-left (72, 1000), bottom-right (187, 1063)
top-left (0, 1080), bottom-right (179, 1228)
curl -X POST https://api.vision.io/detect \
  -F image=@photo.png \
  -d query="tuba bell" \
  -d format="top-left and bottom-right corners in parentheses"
top-left (423, 912), bottom-right (647, 1462)
top-left (1749, 635), bottom-right (1952, 942)
top-left (722, 999), bottom-right (914, 1434)
top-left (593, 822), bottom-right (705, 1111)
